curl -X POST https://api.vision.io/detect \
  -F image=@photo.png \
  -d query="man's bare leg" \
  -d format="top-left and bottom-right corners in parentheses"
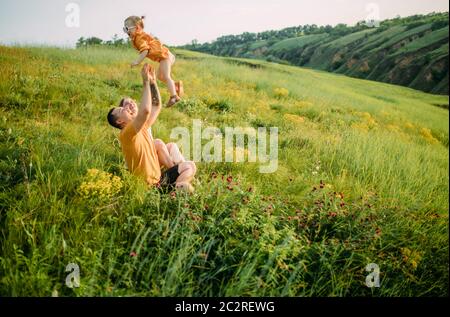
top-left (175, 161), bottom-right (196, 193)
top-left (154, 139), bottom-right (174, 169)
top-left (166, 142), bottom-right (185, 165)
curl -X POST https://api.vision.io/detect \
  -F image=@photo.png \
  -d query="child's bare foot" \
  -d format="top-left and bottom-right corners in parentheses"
top-left (175, 81), bottom-right (184, 97)
top-left (167, 95), bottom-right (181, 107)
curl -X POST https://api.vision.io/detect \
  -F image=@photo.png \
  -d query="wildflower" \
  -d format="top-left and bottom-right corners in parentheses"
top-left (400, 248), bottom-right (422, 270)
top-left (77, 168), bottom-right (123, 201)
top-left (130, 251), bottom-right (137, 257)
top-left (328, 212), bottom-right (337, 217)
top-left (226, 176), bottom-right (233, 183)
top-left (375, 227), bottom-right (382, 237)
top-left (274, 87), bottom-right (289, 98)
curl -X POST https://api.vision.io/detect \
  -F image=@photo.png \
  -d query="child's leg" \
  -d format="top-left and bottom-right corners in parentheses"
top-left (166, 142), bottom-right (186, 165)
top-left (157, 53), bottom-right (177, 97)
top-left (154, 139), bottom-right (175, 169)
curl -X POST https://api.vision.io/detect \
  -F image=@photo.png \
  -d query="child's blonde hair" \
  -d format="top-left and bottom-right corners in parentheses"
top-left (124, 15), bottom-right (145, 29)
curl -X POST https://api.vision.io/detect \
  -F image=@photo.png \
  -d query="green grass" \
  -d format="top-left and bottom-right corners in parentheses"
top-left (0, 45), bottom-right (448, 296)
top-left (355, 25), bottom-right (407, 52)
top-left (270, 34), bottom-right (330, 52)
top-left (249, 40), bottom-right (269, 50)
top-left (427, 43), bottom-right (449, 60)
top-left (326, 29), bottom-right (377, 48)
top-left (373, 23), bottom-right (433, 52)
top-left (391, 26), bottom-right (449, 56)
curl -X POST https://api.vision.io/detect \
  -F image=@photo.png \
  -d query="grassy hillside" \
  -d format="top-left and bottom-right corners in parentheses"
top-left (184, 12), bottom-right (449, 95)
top-left (0, 45), bottom-right (448, 296)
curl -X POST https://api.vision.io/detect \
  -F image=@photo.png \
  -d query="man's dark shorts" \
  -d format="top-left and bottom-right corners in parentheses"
top-left (157, 164), bottom-right (180, 192)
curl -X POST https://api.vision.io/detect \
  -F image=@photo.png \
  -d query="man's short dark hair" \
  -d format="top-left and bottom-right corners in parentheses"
top-left (107, 107), bottom-right (122, 129)
top-left (107, 98), bottom-right (126, 129)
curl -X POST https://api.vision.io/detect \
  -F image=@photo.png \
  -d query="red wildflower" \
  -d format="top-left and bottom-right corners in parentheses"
top-left (130, 251), bottom-right (137, 257)
top-left (226, 176), bottom-right (233, 183)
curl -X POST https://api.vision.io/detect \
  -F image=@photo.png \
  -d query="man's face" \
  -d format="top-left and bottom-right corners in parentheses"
top-left (113, 98), bottom-right (137, 127)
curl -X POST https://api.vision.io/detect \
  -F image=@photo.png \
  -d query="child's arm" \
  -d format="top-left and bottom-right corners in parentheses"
top-left (131, 50), bottom-right (149, 67)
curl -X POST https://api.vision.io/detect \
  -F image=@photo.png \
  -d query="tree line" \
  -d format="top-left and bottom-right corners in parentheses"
top-left (182, 12), bottom-right (448, 55)
top-left (76, 34), bottom-right (130, 48)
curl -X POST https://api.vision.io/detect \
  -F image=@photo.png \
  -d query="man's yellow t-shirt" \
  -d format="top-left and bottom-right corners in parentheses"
top-left (119, 123), bottom-right (161, 185)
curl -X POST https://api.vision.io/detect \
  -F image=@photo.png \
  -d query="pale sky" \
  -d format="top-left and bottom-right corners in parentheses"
top-left (0, 0), bottom-right (448, 47)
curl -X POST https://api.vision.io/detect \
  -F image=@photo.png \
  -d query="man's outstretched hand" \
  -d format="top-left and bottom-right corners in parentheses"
top-left (141, 64), bottom-right (156, 84)
top-left (148, 65), bottom-right (156, 84)
top-left (141, 64), bottom-right (151, 83)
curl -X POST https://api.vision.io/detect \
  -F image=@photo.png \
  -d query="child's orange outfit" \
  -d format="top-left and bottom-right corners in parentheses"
top-left (131, 30), bottom-right (170, 62)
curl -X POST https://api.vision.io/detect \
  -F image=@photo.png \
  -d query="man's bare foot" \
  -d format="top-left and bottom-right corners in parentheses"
top-left (175, 182), bottom-right (194, 193)
top-left (167, 95), bottom-right (181, 107)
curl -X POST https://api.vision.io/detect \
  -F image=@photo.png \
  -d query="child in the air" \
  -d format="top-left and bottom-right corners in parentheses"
top-left (123, 15), bottom-right (183, 107)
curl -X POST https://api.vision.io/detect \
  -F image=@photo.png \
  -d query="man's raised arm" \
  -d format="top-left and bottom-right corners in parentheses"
top-left (132, 64), bottom-right (152, 132)
top-left (146, 67), bottom-right (162, 127)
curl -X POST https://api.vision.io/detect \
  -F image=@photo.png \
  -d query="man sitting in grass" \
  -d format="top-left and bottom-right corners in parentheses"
top-left (106, 64), bottom-right (196, 193)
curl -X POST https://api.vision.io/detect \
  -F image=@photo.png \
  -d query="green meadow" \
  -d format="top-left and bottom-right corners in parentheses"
top-left (0, 45), bottom-right (448, 296)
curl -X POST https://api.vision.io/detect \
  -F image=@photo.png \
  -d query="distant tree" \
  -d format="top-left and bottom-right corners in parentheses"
top-left (85, 37), bottom-right (103, 46)
top-left (76, 37), bottom-right (86, 48)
